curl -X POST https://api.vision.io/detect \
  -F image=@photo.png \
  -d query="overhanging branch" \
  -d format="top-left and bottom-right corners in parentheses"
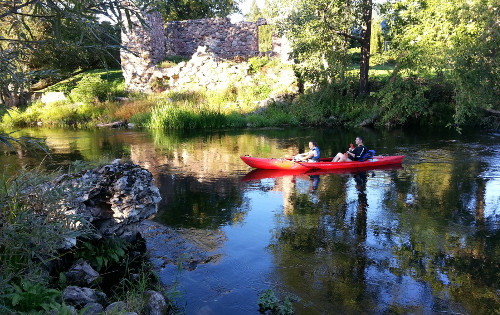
top-left (0, 0), bottom-right (40, 20)
top-left (320, 7), bottom-right (362, 43)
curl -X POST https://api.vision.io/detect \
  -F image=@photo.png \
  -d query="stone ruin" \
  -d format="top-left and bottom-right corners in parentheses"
top-left (120, 3), bottom-right (292, 93)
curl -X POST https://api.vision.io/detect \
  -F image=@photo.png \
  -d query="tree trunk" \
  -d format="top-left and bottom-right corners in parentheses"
top-left (359, 0), bottom-right (372, 96)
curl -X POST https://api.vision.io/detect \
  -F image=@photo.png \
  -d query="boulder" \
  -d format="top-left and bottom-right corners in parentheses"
top-left (144, 290), bottom-right (168, 315)
top-left (65, 259), bottom-right (99, 286)
top-left (82, 302), bottom-right (104, 315)
top-left (62, 286), bottom-right (107, 307)
top-left (63, 161), bottom-right (162, 240)
top-left (105, 301), bottom-right (127, 313)
top-left (23, 160), bottom-right (163, 241)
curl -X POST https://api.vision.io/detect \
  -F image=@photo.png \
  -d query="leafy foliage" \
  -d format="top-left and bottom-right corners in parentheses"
top-left (248, 56), bottom-right (270, 74)
top-left (150, 0), bottom-right (237, 21)
top-left (382, 0), bottom-right (499, 129)
top-left (272, 0), bottom-right (374, 95)
top-left (5, 281), bottom-right (63, 313)
top-left (0, 0), bottom-right (145, 103)
top-left (0, 168), bottom-right (91, 313)
top-left (75, 237), bottom-right (127, 272)
top-left (69, 74), bottom-right (110, 104)
top-left (258, 289), bottom-right (294, 315)
top-left (373, 77), bottom-right (430, 127)
top-left (259, 25), bottom-right (274, 52)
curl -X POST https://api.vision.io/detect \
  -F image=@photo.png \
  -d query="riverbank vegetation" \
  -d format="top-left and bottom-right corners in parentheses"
top-left (0, 61), bottom-right (461, 130)
top-left (1, 1), bottom-right (498, 133)
top-left (0, 163), bottom-right (176, 314)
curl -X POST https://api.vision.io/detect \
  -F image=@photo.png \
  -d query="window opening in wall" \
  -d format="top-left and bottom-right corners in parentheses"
top-left (258, 25), bottom-right (273, 53)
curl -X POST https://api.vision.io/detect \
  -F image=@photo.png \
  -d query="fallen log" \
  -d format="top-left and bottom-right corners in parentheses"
top-left (96, 120), bottom-right (127, 128)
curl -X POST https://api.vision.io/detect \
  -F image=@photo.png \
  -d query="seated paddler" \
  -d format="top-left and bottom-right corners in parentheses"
top-left (332, 136), bottom-right (367, 162)
top-left (293, 141), bottom-right (320, 162)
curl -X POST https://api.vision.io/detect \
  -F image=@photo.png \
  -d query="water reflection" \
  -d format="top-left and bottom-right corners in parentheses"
top-left (1, 127), bottom-right (499, 313)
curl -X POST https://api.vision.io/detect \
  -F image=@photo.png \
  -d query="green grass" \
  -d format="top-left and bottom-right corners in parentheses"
top-left (43, 69), bottom-right (124, 94)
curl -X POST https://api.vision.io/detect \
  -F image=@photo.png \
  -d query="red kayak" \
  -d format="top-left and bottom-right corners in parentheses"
top-left (242, 164), bottom-right (404, 181)
top-left (240, 155), bottom-right (404, 170)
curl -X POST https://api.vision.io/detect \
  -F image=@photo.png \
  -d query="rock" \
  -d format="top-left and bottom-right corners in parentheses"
top-left (49, 162), bottom-right (162, 240)
top-left (49, 305), bottom-right (76, 315)
top-left (65, 260), bottom-right (99, 286)
top-left (106, 301), bottom-right (127, 313)
top-left (144, 290), bottom-right (168, 315)
top-left (82, 302), bottom-right (104, 315)
top-left (63, 286), bottom-right (107, 307)
top-left (139, 220), bottom-right (224, 271)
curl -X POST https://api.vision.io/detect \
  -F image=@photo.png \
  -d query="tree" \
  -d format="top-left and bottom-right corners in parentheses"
top-left (0, 0), bottom-right (151, 148)
top-left (382, 0), bottom-right (499, 128)
top-left (152, 0), bottom-right (237, 21)
top-left (273, 0), bottom-right (374, 95)
top-left (0, 0), bottom-right (149, 106)
top-left (246, 0), bottom-right (262, 22)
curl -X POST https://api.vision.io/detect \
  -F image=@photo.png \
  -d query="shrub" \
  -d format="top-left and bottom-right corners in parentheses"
top-left (373, 77), bottom-right (430, 127)
top-left (69, 74), bottom-right (110, 104)
top-left (248, 56), bottom-right (270, 73)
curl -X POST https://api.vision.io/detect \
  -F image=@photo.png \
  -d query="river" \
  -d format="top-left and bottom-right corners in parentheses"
top-left (2, 126), bottom-right (499, 314)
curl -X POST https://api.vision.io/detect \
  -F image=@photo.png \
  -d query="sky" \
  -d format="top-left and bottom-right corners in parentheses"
top-left (230, 0), bottom-right (264, 22)
top-left (230, 0), bottom-right (386, 23)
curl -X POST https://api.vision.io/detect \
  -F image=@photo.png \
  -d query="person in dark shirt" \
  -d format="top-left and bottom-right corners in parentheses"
top-left (332, 136), bottom-right (367, 162)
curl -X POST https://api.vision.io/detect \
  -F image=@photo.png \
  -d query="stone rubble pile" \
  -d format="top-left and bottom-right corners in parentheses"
top-left (120, 4), bottom-right (294, 94)
top-left (149, 46), bottom-right (252, 92)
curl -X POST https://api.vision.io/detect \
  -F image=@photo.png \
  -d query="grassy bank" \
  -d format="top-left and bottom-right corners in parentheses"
top-left (1, 57), bottom-right (493, 131)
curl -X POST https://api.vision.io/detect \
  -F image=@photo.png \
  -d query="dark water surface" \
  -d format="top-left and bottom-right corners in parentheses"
top-left (2, 127), bottom-right (500, 314)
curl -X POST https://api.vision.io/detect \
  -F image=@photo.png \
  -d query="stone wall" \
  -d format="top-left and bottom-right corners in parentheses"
top-left (120, 2), bottom-right (167, 92)
top-left (120, 4), bottom-right (292, 93)
top-left (165, 18), bottom-right (266, 59)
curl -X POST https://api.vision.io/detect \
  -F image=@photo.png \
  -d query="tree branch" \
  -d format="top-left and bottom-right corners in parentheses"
top-left (484, 108), bottom-right (500, 116)
top-left (9, 11), bottom-right (57, 18)
top-left (320, 6), bottom-right (362, 43)
top-left (0, 0), bottom-right (40, 20)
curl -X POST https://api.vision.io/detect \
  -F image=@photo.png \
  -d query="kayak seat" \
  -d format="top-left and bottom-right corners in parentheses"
top-left (358, 149), bottom-right (376, 162)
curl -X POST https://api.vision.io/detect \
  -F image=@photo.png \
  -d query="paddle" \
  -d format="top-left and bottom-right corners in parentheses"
top-left (291, 158), bottom-right (319, 169)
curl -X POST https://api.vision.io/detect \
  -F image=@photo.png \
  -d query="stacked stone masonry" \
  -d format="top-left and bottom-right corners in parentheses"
top-left (120, 4), bottom-right (291, 93)
top-left (165, 18), bottom-right (267, 59)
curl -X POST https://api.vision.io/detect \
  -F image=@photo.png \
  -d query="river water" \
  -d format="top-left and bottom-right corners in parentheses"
top-left (2, 127), bottom-right (500, 314)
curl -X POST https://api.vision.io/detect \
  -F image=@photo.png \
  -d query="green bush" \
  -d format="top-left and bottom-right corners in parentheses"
top-left (248, 56), bottom-right (270, 73)
top-left (75, 237), bottom-right (127, 272)
top-left (69, 74), bottom-right (110, 104)
top-left (373, 77), bottom-right (430, 127)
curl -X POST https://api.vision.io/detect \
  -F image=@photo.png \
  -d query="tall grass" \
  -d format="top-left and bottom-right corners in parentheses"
top-left (0, 162), bottom-right (169, 314)
top-left (0, 168), bottom-right (91, 313)
top-left (147, 99), bottom-right (247, 130)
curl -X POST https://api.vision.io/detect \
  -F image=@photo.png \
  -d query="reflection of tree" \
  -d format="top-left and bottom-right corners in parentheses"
top-left (152, 172), bottom-right (247, 229)
top-left (386, 149), bottom-right (500, 313)
top-left (353, 172), bottom-right (368, 240)
top-left (270, 173), bottom-right (379, 312)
